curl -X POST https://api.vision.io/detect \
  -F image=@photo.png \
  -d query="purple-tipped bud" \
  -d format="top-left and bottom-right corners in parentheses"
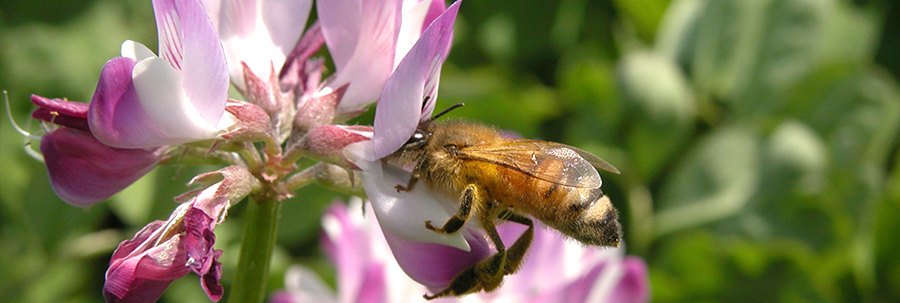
top-left (290, 125), bottom-right (372, 168)
top-left (218, 99), bottom-right (271, 142)
top-left (30, 94), bottom-right (90, 131)
top-left (294, 85), bottom-right (347, 134)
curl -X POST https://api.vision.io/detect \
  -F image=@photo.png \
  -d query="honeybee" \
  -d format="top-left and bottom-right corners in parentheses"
top-left (387, 104), bottom-right (622, 299)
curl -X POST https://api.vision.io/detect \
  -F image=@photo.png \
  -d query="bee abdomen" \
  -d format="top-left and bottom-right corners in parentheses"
top-left (559, 188), bottom-right (621, 247)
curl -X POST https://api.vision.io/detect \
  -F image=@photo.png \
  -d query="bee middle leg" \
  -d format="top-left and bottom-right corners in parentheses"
top-left (425, 184), bottom-right (478, 234)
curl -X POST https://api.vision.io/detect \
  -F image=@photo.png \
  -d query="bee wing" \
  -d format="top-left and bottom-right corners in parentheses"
top-left (459, 140), bottom-right (607, 188)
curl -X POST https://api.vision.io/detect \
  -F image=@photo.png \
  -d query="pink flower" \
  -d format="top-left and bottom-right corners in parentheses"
top-left (271, 200), bottom-right (650, 303)
top-left (104, 165), bottom-right (256, 303)
top-left (317, 0), bottom-right (447, 114)
top-left (340, 1), bottom-right (481, 289)
top-left (30, 95), bottom-right (164, 207)
top-left (343, 0), bottom-right (465, 249)
top-left (88, 0), bottom-right (231, 148)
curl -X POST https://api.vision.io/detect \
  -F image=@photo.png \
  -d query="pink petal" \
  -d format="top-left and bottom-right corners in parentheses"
top-left (372, 1), bottom-right (459, 158)
top-left (218, 0), bottom-right (312, 90)
top-left (356, 264), bottom-right (387, 303)
top-left (152, 0), bottom-right (185, 69)
top-left (394, 0), bottom-right (440, 67)
top-left (381, 225), bottom-right (491, 290)
top-left (322, 0), bottom-right (404, 112)
top-left (173, 0), bottom-right (230, 125)
top-left (321, 202), bottom-right (375, 303)
top-left (317, 0), bottom-right (364, 71)
top-left (40, 128), bottom-right (162, 207)
top-left (423, 0), bottom-right (447, 31)
top-left (87, 56), bottom-right (174, 148)
top-left (104, 221), bottom-right (191, 303)
top-left (607, 257), bottom-right (650, 303)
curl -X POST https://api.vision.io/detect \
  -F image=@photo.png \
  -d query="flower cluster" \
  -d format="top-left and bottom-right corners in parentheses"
top-left (22, 0), bottom-right (649, 302)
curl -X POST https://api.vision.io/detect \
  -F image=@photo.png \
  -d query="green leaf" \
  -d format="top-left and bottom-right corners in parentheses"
top-left (654, 125), bottom-right (759, 237)
top-left (619, 50), bottom-right (697, 181)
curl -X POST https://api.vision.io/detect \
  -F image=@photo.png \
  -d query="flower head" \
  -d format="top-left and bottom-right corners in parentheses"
top-left (88, 0), bottom-right (231, 148)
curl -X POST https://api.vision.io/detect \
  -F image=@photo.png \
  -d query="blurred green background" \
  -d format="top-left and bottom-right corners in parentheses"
top-left (2, 0), bottom-right (900, 302)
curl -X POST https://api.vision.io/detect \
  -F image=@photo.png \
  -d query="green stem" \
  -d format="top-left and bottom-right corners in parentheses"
top-left (228, 195), bottom-right (282, 303)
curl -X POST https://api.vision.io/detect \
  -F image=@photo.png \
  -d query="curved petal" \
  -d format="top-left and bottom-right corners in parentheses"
top-left (345, 141), bottom-right (469, 249)
top-left (372, 1), bottom-right (459, 159)
top-left (104, 221), bottom-right (190, 303)
top-left (394, 0), bottom-right (439, 67)
top-left (606, 257), bottom-right (650, 303)
top-left (317, 0), bottom-right (363, 71)
top-left (41, 128), bottom-right (162, 207)
top-left (87, 56), bottom-right (174, 148)
top-left (133, 56), bottom-right (219, 143)
top-left (176, 0), bottom-right (230, 125)
top-left (382, 226), bottom-right (491, 291)
top-left (423, 0), bottom-right (447, 30)
top-left (324, 0), bottom-right (403, 112)
top-left (121, 40), bottom-right (157, 61)
top-left (219, 0), bottom-right (312, 90)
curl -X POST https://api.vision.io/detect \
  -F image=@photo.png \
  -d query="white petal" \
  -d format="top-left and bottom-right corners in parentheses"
top-left (121, 40), bottom-right (156, 61)
top-left (394, 0), bottom-right (432, 69)
top-left (132, 57), bottom-right (218, 142)
top-left (344, 141), bottom-right (470, 250)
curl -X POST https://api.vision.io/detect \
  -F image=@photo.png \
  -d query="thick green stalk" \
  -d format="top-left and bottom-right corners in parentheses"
top-left (228, 195), bottom-right (282, 303)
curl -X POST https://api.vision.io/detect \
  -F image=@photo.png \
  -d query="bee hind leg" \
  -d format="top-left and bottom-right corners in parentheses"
top-left (424, 207), bottom-right (508, 300)
top-left (425, 184), bottom-right (478, 234)
top-left (497, 210), bottom-right (534, 275)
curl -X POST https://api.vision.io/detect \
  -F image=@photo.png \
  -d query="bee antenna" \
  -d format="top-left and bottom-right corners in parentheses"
top-left (429, 103), bottom-right (465, 122)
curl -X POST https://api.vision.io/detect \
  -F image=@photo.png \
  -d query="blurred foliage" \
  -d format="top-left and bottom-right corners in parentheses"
top-left (2, 0), bottom-right (900, 302)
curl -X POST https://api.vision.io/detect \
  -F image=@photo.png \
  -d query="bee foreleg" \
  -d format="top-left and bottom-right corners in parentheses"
top-left (396, 156), bottom-right (428, 192)
top-left (425, 184), bottom-right (478, 234)
top-left (394, 173), bottom-right (420, 192)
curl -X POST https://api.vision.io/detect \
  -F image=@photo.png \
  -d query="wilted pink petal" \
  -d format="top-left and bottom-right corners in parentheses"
top-left (183, 207), bottom-right (224, 301)
top-left (40, 127), bottom-right (163, 207)
top-left (294, 84), bottom-right (347, 134)
top-left (372, 1), bottom-right (459, 159)
top-left (30, 95), bottom-right (89, 131)
top-left (104, 221), bottom-right (190, 303)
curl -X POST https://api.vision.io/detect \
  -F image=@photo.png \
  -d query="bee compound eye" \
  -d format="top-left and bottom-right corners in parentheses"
top-left (404, 130), bottom-right (428, 147)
